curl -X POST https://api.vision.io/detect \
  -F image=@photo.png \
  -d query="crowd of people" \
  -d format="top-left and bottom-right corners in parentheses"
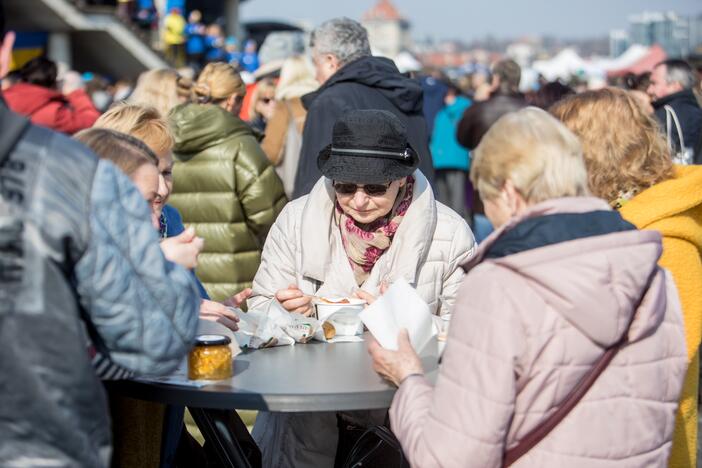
top-left (3, 7), bottom-right (702, 468)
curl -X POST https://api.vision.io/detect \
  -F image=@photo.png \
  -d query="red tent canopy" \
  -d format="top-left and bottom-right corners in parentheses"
top-left (607, 45), bottom-right (667, 78)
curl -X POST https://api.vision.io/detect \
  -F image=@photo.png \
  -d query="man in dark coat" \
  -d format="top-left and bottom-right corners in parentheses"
top-left (293, 17), bottom-right (433, 198)
top-left (648, 59), bottom-right (702, 164)
top-left (456, 59), bottom-right (527, 151)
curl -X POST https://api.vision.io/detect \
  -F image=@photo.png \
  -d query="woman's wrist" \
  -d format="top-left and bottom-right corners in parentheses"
top-left (399, 371), bottom-right (424, 385)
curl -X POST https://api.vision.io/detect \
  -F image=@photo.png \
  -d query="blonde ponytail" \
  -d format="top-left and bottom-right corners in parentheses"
top-left (192, 62), bottom-right (246, 104)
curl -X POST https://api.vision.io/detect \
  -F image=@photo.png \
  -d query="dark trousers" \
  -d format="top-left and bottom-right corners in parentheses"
top-left (434, 169), bottom-right (469, 220)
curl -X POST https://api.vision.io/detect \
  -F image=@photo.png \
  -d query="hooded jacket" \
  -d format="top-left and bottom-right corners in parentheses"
top-left (293, 56), bottom-right (434, 199)
top-left (169, 103), bottom-right (287, 301)
top-left (0, 103), bottom-right (199, 467)
top-left (249, 171), bottom-right (475, 468)
top-left (652, 89), bottom-right (702, 163)
top-left (390, 197), bottom-right (687, 468)
top-left (3, 82), bottom-right (100, 134)
top-left (619, 165), bottom-right (702, 468)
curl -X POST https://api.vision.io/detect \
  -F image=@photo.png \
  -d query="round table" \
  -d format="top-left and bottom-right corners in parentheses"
top-left (107, 336), bottom-right (439, 468)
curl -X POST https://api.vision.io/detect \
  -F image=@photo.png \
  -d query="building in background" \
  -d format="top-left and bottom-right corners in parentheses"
top-left (361, 0), bottom-right (411, 59)
top-left (611, 11), bottom-right (701, 58)
top-left (609, 29), bottom-right (629, 58)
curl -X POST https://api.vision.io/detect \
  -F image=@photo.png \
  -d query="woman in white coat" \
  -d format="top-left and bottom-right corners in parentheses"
top-left (249, 109), bottom-right (476, 468)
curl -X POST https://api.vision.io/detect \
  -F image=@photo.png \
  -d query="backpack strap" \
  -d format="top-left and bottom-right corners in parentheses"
top-left (502, 269), bottom-right (657, 467)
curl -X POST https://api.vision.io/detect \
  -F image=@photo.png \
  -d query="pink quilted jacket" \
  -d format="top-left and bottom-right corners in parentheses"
top-left (390, 197), bottom-right (688, 467)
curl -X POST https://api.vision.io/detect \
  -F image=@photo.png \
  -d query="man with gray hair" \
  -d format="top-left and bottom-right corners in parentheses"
top-left (648, 59), bottom-right (702, 164)
top-left (292, 17), bottom-right (434, 198)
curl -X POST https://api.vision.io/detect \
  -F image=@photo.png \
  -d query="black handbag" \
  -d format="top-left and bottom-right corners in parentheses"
top-left (340, 424), bottom-right (410, 468)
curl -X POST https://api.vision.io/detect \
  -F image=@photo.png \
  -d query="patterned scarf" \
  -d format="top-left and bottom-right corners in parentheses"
top-left (335, 176), bottom-right (415, 286)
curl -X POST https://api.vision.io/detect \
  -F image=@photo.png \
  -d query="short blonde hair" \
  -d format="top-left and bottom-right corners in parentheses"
top-left (275, 55), bottom-right (318, 100)
top-left (550, 88), bottom-right (672, 203)
top-left (471, 107), bottom-right (589, 203)
top-left (192, 62), bottom-right (246, 104)
top-left (94, 103), bottom-right (174, 156)
top-left (129, 69), bottom-right (183, 117)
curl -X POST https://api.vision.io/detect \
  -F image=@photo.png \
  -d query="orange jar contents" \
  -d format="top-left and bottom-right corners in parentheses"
top-left (188, 334), bottom-right (233, 380)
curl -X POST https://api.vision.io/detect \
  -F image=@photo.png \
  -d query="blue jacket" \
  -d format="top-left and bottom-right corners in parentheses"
top-left (161, 204), bottom-right (210, 299)
top-left (430, 96), bottom-right (472, 171)
top-left (0, 103), bottom-right (199, 467)
top-left (185, 23), bottom-right (205, 55)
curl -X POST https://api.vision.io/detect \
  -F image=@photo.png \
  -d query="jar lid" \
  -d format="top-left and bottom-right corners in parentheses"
top-left (194, 334), bottom-right (231, 346)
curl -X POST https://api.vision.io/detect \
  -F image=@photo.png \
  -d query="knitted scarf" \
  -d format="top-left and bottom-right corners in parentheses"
top-left (335, 176), bottom-right (415, 286)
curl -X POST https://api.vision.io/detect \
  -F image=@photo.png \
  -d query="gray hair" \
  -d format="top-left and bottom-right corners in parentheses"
top-left (310, 17), bottom-right (371, 66)
top-left (658, 59), bottom-right (698, 90)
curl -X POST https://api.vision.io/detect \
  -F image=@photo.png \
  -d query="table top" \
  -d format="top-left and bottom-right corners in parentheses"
top-left (108, 336), bottom-right (439, 412)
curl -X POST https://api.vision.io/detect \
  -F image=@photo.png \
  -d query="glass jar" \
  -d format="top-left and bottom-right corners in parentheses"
top-left (188, 334), bottom-right (233, 380)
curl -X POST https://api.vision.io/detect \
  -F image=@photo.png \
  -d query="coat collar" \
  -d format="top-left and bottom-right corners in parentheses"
top-left (300, 170), bottom-right (437, 286)
top-left (463, 197), bottom-right (612, 271)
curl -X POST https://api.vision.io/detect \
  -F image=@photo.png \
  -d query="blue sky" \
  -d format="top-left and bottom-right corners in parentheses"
top-left (240, 0), bottom-right (702, 40)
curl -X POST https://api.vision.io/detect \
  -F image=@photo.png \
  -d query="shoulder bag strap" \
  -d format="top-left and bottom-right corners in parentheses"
top-left (502, 269), bottom-right (657, 467)
top-left (664, 104), bottom-right (686, 150)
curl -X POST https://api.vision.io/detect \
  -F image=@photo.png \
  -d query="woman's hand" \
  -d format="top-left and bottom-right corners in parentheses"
top-left (368, 329), bottom-right (424, 386)
top-left (199, 299), bottom-right (240, 331)
top-left (160, 228), bottom-right (204, 269)
top-left (222, 288), bottom-right (253, 309)
top-left (275, 284), bottom-right (313, 315)
top-left (355, 281), bottom-right (389, 306)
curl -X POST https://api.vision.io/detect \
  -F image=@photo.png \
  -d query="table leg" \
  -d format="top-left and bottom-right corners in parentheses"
top-left (189, 408), bottom-right (261, 468)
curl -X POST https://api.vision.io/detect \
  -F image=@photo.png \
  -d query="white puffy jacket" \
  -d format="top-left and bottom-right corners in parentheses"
top-left (250, 170), bottom-right (475, 314)
top-left (249, 170), bottom-right (476, 468)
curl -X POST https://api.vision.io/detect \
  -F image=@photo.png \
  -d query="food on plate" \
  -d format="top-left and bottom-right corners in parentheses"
top-left (322, 321), bottom-right (336, 340)
top-left (318, 297), bottom-right (351, 304)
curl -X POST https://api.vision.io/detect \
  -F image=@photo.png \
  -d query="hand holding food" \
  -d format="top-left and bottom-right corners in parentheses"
top-left (160, 227), bottom-right (204, 269)
top-left (275, 284), bottom-right (313, 316)
top-left (354, 281), bottom-right (389, 306)
top-left (199, 299), bottom-right (240, 331)
top-left (368, 328), bottom-right (424, 386)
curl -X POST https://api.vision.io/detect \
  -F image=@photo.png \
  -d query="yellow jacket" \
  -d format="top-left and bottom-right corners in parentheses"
top-left (620, 165), bottom-right (702, 468)
top-left (162, 13), bottom-right (186, 45)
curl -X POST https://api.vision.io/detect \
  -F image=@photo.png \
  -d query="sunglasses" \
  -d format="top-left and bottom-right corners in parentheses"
top-left (333, 182), bottom-right (391, 196)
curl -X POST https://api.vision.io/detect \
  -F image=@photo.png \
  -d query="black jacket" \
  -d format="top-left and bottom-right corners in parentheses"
top-left (652, 89), bottom-right (702, 163)
top-left (456, 92), bottom-right (527, 150)
top-left (293, 56), bottom-right (434, 198)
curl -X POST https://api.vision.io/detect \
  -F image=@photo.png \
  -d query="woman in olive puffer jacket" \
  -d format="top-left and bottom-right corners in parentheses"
top-left (169, 63), bottom-right (286, 301)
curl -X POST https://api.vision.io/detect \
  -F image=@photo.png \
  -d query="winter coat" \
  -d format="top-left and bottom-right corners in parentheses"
top-left (249, 171), bottom-right (476, 468)
top-left (0, 103), bottom-right (200, 467)
top-left (162, 12), bottom-right (186, 45)
top-left (430, 95), bottom-right (472, 171)
top-left (456, 92), bottom-right (527, 150)
top-left (652, 89), bottom-right (702, 164)
top-left (619, 165), bottom-right (702, 468)
top-left (3, 82), bottom-right (100, 134)
top-left (261, 97), bottom-right (307, 198)
top-left (390, 197), bottom-right (687, 468)
top-left (169, 103), bottom-right (287, 301)
top-left (293, 56), bottom-right (434, 199)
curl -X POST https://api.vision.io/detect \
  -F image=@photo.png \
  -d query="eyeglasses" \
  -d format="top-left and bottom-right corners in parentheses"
top-left (333, 182), bottom-right (391, 196)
